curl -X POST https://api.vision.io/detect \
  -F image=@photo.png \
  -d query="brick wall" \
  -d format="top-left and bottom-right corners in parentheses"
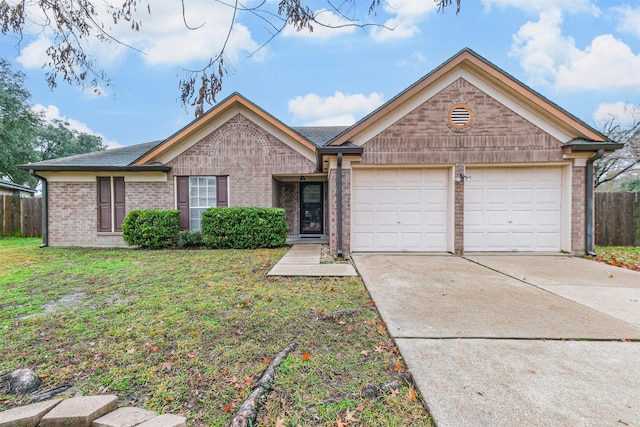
top-left (572, 165), bottom-right (586, 253)
top-left (361, 78), bottom-right (563, 166)
top-left (328, 167), bottom-right (351, 254)
top-left (168, 114), bottom-right (316, 208)
top-left (48, 182), bottom-right (95, 246)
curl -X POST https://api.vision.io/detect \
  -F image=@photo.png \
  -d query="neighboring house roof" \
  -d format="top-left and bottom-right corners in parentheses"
top-left (0, 179), bottom-right (36, 194)
top-left (328, 48), bottom-right (614, 147)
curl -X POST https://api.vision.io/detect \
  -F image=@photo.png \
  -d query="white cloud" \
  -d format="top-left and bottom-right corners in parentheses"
top-left (481, 0), bottom-right (599, 15)
top-left (370, 0), bottom-right (438, 42)
top-left (510, 9), bottom-right (640, 92)
top-left (282, 9), bottom-right (357, 39)
top-left (16, 1), bottom-right (263, 72)
top-left (288, 91), bottom-right (385, 126)
top-left (593, 102), bottom-right (640, 128)
top-left (32, 104), bottom-right (122, 149)
top-left (613, 5), bottom-right (640, 38)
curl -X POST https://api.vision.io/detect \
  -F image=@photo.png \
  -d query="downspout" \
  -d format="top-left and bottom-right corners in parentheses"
top-left (336, 153), bottom-right (343, 257)
top-left (585, 149), bottom-right (604, 256)
top-left (29, 170), bottom-right (48, 248)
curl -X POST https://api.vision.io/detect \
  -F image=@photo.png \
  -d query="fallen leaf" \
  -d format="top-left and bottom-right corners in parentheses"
top-left (374, 346), bottom-right (384, 353)
top-left (408, 386), bottom-right (418, 402)
top-left (347, 326), bottom-right (354, 333)
top-left (380, 322), bottom-right (387, 328)
top-left (302, 353), bottom-right (311, 361)
top-left (395, 362), bottom-right (403, 373)
top-left (356, 402), bottom-right (364, 411)
top-left (187, 350), bottom-right (199, 359)
top-left (344, 408), bottom-right (360, 422)
top-left (389, 387), bottom-right (400, 396)
top-left (126, 348), bottom-right (135, 354)
top-left (338, 320), bottom-right (346, 325)
top-left (161, 361), bottom-right (173, 371)
top-left (263, 358), bottom-right (272, 364)
top-left (244, 375), bottom-right (254, 385)
top-left (222, 402), bottom-right (233, 413)
top-left (275, 419), bottom-right (286, 427)
top-left (360, 350), bottom-right (369, 356)
top-left (335, 418), bottom-right (346, 427)
top-left (150, 345), bottom-right (159, 352)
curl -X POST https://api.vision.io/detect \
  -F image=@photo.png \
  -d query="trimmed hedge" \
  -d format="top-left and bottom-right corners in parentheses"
top-left (201, 207), bottom-right (287, 249)
top-left (122, 209), bottom-right (180, 249)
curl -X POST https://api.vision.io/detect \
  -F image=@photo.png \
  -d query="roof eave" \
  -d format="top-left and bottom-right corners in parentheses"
top-left (18, 165), bottom-right (172, 172)
top-left (563, 140), bottom-right (624, 153)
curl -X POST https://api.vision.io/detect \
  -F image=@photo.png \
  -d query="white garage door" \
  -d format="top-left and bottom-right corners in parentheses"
top-left (464, 167), bottom-right (563, 252)
top-left (351, 168), bottom-right (450, 252)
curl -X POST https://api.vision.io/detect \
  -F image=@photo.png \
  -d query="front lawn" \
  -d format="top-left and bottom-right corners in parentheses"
top-left (594, 246), bottom-right (640, 271)
top-left (0, 238), bottom-right (431, 426)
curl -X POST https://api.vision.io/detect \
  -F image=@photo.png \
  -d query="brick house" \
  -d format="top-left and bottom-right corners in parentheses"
top-left (20, 49), bottom-right (621, 255)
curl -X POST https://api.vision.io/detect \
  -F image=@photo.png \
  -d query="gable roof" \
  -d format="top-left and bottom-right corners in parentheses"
top-left (133, 93), bottom-right (318, 165)
top-left (328, 48), bottom-right (611, 147)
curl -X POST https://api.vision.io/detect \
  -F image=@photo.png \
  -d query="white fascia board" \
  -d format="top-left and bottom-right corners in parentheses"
top-left (155, 106), bottom-right (316, 164)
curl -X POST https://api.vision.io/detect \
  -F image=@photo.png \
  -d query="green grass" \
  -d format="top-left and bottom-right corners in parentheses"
top-left (0, 237), bottom-right (431, 426)
top-left (593, 246), bottom-right (640, 271)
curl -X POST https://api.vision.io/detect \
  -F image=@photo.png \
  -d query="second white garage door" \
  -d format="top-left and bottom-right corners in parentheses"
top-left (464, 167), bottom-right (563, 252)
top-left (351, 168), bottom-right (450, 252)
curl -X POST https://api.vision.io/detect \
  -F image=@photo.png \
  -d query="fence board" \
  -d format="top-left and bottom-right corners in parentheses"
top-left (21, 198), bottom-right (42, 237)
top-left (595, 192), bottom-right (640, 246)
top-left (2, 195), bottom-right (21, 237)
top-left (0, 195), bottom-right (42, 237)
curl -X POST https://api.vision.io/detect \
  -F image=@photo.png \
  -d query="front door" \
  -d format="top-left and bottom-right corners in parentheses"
top-left (300, 182), bottom-right (323, 234)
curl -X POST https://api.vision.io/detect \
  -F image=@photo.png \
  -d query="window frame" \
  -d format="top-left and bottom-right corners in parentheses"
top-left (176, 175), bottom-right (228, 231)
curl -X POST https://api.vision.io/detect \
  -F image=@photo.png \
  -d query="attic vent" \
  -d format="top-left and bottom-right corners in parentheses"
top-left (448, 103), bottom-right (473, 130)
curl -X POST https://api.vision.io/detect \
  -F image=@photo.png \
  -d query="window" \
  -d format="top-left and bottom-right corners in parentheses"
top-left (176, 176), bottom-right (228, 231)
top-left (97, 177), bottom-right (125, 232)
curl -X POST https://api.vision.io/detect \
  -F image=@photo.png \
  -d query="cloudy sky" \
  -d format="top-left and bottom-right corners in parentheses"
top-left (1, 0), bottom-right (639, 148)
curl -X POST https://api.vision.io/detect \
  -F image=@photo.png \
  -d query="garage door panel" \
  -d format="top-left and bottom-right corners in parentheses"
top-left (465, 167), bottom-right (562, 252)
top-left (377, 189), bottom-right (398, 205)
top-left (352, 168), bottom-right (450, 252)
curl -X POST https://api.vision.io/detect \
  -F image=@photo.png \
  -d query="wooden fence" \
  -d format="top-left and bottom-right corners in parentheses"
top-left (0, 196), bottom-right (42, 237)
top-left (595, 192), bottom-right (640, 246)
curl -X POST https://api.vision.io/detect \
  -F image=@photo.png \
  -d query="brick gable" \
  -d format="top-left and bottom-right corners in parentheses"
top-left (361, 78), bottom-right (563, 165)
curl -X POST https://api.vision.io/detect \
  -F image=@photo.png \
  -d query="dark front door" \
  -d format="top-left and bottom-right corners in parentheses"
top-left (300, 182), bottom-right (323, 234)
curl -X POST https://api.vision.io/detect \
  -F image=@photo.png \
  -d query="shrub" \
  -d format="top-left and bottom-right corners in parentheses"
top-left (177, 230), bottom-right (204, 248)
top-left (122, 209), bottom-right (180, 249)
top-left (201, 207), bottom-right (287, 249)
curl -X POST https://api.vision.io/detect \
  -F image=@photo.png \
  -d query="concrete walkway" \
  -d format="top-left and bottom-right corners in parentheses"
top-left (353, 254), bottom-right (640, 427)
top-left (268, 244), bottom-right (357, 276)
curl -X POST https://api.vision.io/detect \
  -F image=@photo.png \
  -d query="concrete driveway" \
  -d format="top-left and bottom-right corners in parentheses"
top-left (352, 254), bottom-right (640, 426)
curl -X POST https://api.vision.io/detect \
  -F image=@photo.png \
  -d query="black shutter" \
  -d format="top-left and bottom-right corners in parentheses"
top-left (177, 176), bottom-right (190, 230)
top-left (97, 177), bottom-right (112, 232)
top-left (113, 177), bottom-right (125, 232)
top-left (217, 176), bottom-right (228, 207)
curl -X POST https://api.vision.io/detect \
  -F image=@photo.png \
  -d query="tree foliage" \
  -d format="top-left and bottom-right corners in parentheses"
top-left (1, 0), bottom-right (460, 117)
top-left (0, 58), bottom-right (40, 187)
top-left (0, 59), bottom-right (106, 187)
top-left (595, 108), bottom-right (640, 189)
